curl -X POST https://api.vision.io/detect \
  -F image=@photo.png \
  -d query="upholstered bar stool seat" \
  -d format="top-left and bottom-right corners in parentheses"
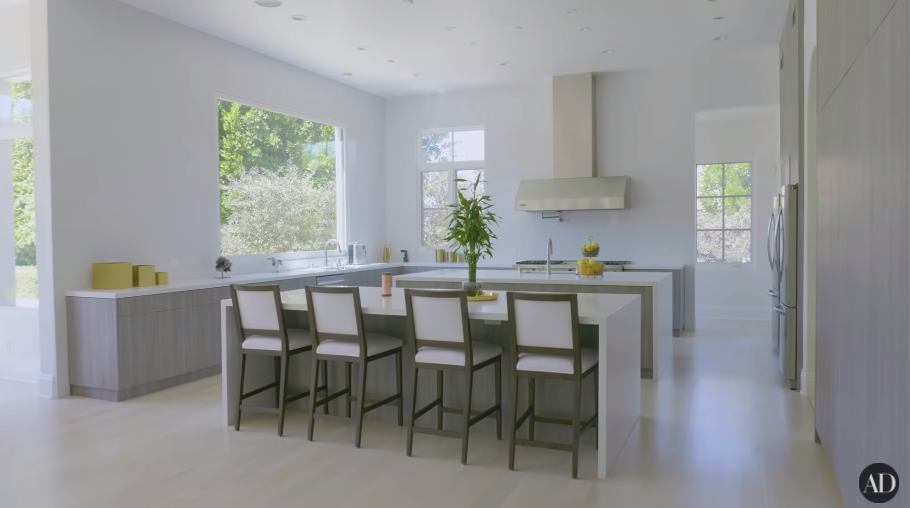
top-left (416, 341), bottom-right (502, 367)
top-left (516, 348), bottom-right (597, 375)
top-left (242, 329), bottom-right (312, 352)
top-left (316, 333), bottom-right (401, 357)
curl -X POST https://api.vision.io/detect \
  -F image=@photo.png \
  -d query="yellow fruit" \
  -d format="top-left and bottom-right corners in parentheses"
top-left (576, 260), bottom-right (583, 265)
top-left (591, 242), bottom-right (600, 248)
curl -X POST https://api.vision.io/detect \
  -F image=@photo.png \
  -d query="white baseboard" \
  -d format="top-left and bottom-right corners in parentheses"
top-left (800, 370), bottom-right (815, 400)
top-left (696, 305), bottom-right (771, 321)
top-left (38, 374), bottom-right (57, 399)
top-left (0, 358), bottom-right (39, 384)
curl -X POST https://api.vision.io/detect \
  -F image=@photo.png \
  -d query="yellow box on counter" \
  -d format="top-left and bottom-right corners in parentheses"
top-left (92, 262), bottom-right (133, 290)
top-left (155, 272), bottom-right (169, 285)
top-left (132, 265), bottom-right (156, 287)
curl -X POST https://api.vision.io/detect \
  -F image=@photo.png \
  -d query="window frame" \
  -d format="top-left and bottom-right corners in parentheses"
top-left (416, 126), bottom-right (485, 250)
top-left (215, 93), bottom-right (348, 264)
top-left (695, 160), bottom-right (755, 266)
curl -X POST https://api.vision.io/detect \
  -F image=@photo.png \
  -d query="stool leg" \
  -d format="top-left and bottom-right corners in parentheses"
top-left (436, 370), bottom-right (444, 430)
top-left (528, 377), bottom-right (536, 441)
top-left (307, 354), bottom-right (318, 441)
top-left (355, 361), bottom-right (368, 448)
top-left (235, 353), bottom-right (247, 432)
top-left (273, 356), bottom-right (281, 408)
top-left (508, 371), bottom-right (518, 471)
top-left (345, 362), bottom-right (352, 418)
top-left (320, 360), bottom-right (329, 415)
top-left (594, 371), bottom-right (599, 450)
top-left (571, 374), bottom-right (581, 479)
top-left (494, 358), bottom-right (502, 440)
top-left (277, 355), bottom-right (289, 437)
top-left (395, 351), bottom-right (404, 426)
top-left (461, 368), bottom-right (474, 465)
top-left (407, 367), bottom-right (419, 457)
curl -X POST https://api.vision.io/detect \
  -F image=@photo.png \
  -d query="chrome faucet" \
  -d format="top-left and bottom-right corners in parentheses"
top-left (546, 238), bottom-right (553, 277)
top-left (324, 239), bottom-right (343, 268)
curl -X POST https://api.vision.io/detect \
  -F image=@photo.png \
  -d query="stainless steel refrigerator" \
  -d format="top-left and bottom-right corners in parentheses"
top-left (769, 184), bottom-right (800, 390)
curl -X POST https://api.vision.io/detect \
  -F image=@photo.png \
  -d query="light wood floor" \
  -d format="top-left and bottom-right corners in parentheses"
top-left (0, 319), bottom-right (843, 508)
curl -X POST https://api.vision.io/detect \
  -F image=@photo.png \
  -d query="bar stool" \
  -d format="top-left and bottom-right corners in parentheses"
top-left (305, 286), bottom-right (404, 448)
top-left (230, 284), bottom-right (327, 436)
top-left (404, 289), bottom-right (502, 465)
top-left (506, 292), bottom-right (598, 479)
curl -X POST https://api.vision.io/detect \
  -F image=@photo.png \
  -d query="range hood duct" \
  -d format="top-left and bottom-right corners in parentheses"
top-left (515, 73), bottom-right (631, 212)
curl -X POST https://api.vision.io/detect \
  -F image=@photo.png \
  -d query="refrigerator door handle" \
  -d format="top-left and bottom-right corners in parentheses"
top-left (768, 289), bottom-right (779, 297)
top-left (773, 303), bottom-right (787, 315)
top-left (766, 213), bottom-right (775, 269)
top-left (773, 211), bottom-right (783, 281)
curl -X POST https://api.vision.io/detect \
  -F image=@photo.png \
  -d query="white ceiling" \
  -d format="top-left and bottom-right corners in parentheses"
top-left (117, 0), bottom-right (790, 97)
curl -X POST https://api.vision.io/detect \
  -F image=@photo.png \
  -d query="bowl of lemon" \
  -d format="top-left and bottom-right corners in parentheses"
top-left (581, 237), bottom-right (600, 258)
top-left (576, 258), bottom-right (604, 276)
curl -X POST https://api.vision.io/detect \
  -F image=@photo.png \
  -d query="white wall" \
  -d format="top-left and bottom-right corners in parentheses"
top-left (33, 0), bottom-right (385, 396)
top-left (801, 0), bottom-right (817, 401)
top-left (386, 54), bottom-right (779, 332)
top-left (695, 113), bottom-right (779, 320)
top-left (0, 2), bottom-right (30, 77)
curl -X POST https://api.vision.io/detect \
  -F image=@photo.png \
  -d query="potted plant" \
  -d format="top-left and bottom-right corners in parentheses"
top-left (267, 257), bottom-right (283, 273)
top-left (445, 174), bottom-right (501, 296)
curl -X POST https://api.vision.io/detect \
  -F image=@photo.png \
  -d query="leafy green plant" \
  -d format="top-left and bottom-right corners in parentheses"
top-left (267, 257), bottom-right (283, 267)
top-left (444, 174), bottom-right (501, 283)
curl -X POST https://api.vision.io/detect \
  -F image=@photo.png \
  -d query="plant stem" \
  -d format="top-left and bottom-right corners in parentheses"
top-left (468, 262), bottom-right (477, 283)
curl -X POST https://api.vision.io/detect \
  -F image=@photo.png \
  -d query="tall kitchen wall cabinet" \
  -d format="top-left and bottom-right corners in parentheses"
top-left (781, 0), bottom-right (803, 187)
top-left (816, 0), bottom-right (909, 507)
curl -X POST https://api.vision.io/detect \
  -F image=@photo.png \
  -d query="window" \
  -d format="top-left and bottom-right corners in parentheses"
top-left (1, 78), bottom-right (37, 305)
top-left (696, 162), bottom-right (752, 263)
top-left (419, 128), bottom-right (485, 247)
top-left (218, 99), bottom-right (344, 257)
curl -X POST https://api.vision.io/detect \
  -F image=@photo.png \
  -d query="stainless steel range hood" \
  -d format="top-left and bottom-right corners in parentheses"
top-left (515, 73), bottom-right (631, 212)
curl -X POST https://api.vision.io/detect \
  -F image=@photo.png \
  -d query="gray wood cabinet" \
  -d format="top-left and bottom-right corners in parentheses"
top-left (816, 0), bottom-right (909, 505)
top-left (625, 267), bottom-right (685, 336)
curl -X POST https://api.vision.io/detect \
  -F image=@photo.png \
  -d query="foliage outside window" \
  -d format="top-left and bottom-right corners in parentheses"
top-left (1, 79), bottom-right (37, 301)
top-left (419, 129), bottom-right (484, 248)
top-left (696, 162), bottom-right (752, 263)
top-left (218, 100), bottom-right (343, 256)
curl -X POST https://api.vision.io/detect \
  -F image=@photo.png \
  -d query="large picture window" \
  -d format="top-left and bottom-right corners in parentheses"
top-left (218, 100), bottom-right (344, 257)
top-left (418, 128), bottom-right (484, 248)
top-left (696, 162), bottom-right (752, 263)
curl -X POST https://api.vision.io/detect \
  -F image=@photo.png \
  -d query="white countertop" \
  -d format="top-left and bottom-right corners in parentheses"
top-left (394, 269), bottom-right (671, 287)
top-left (221, 286), bottom-right (640, 325)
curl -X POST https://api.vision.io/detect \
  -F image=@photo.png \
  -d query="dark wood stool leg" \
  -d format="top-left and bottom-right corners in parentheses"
top-left (235, 353), bottom-right (247, 431)
top-left (355, 361), bottom-right (368, 448)
top-left (307, 354), bottom-right (319, 441)
top-left (571, 374), bottom-right (581, 479)
top-left (345, 362), bottom-right (352, 418)
top-left (508, 371), bottom-right (518, 470)
top-left (436, 370), bottom-right (444, 430)
top-left (320, 360), bottom-right (329, 415)
top-left (273, 356), bottom-right (281, 408)
top-left (594, 372), bottom-right (599, 450)
top-left (528, 377), bottom-right (536, 441)
top-left (395, 351), bottom-right (403, 426)
top-left (494, 358), bottom-right (502, 440)
top-left (407, 367), bottom-right (419, 457)
top-left (461, 368), bottom-right (474, 465)
top-left (277, 354), bottom-right (289, 436)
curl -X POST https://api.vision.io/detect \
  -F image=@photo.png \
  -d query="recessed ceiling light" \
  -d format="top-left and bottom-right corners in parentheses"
top-left (469, 41), bottom-right (478, 46)
top-left (565, 9), bottom-right (577, 14)
top-left (601, 49), bottom-right (615, 54)
top-left (357, 46), bottom-right (369, 51)
top-left (413, 72), bottom-right (424, 77)
top-left (713, 16), bottom-right (724, 20)
top-left (402, 0), bottom-right (413, 3)
top-left (713, 35), bottom-right (728, 41)
top-left (342, 73), bottom-right (353, 76)
top-left (387, 60), bottom-right (395, 63)
top-left (500, 62), bottom-right (512, 66)
top-left (577, 27), bottom-right (590, 32)
top-left (444, 26), bottom-right (457, 31)
top-left (255, 0), bottom-right (282, 7)
top-left (510, 26), bottom-right (524, 31)
top-left (290, 14), bottom-right (307, 21)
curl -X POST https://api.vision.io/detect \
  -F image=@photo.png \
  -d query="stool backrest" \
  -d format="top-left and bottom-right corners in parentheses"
top-left (305, 286), bottom-right (366, 357)
top-left (506, 292), bottom-right (580, 371)
top-left (404, 289), bottom-right (472, 363)
top-left (230, 284), bottom-right (289, 348)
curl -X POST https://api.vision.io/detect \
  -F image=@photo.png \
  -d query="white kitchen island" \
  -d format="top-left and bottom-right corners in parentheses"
top-left (394, 269), bottom-right (673, 380)
top-left (221, 287), bottom-right (641, 479)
